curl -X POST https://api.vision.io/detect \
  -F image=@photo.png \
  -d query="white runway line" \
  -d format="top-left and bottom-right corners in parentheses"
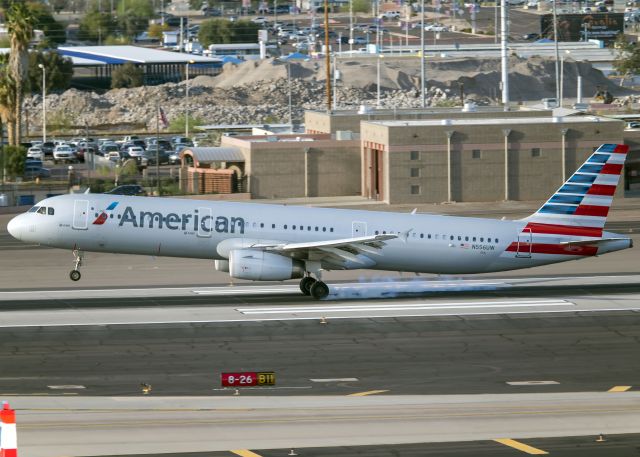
top-left (237, 299), bottom-right (574, 315)
top-left (310, 378), bottom-right (359, 382)
top-left (507, 381), bottom-right (560, 386)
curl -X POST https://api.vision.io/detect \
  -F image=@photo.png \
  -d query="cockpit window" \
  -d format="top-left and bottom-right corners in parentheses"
top-left (47, 207), bottom-right (54, 215)
top-left (28, 206), bottom-right (39, 213)
top-left (36, 207), bottom-right (47, 215)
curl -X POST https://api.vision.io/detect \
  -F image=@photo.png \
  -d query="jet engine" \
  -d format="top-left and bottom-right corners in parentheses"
top-left (229, 249), bottom-right (304, 281)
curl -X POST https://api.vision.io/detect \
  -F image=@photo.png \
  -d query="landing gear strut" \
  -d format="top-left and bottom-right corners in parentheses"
top-left (299, 276), bottom-right (316, 295)
top-left (301, 262), bottom-right (330, 300)
top-left (70, 249), bottom-right (83, 281)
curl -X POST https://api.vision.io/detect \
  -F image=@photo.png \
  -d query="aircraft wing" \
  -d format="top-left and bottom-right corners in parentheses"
top-left (252, 234), bottom-right (398, 267)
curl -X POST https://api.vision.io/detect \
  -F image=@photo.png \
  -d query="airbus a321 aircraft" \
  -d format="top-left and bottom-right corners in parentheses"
top-left (7, 143), bottom-right (633, 299)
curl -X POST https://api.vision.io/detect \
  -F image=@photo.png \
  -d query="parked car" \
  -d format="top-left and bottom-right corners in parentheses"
top-left (27, 146), bottom-right (44, 161)
top-left (378, 10), bottom-right (401, 19)
top-left (424, 23), bottom-right (449, 32)
top-left (522, 32), bottom-right (540, 40)
top-left (126, 146), bottom-right (145, 160)
top-left (251, 16), bottom-right (269, 24)
top-left (140, 147), bottom-right (171, 166)
top-left (104, 185), bottom-right (147, 196)
top-left (41, 141), bottom-right (55, 158)
top-left (23, 164), bottom-right (51, 180)
top-left (53, 145), bottom-right (76, 163)
top-left (352, 36), bottom-right (368, 45)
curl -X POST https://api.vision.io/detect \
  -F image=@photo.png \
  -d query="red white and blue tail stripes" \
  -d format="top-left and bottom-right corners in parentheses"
top-left (505, 144), bottom-right (628, 258)
top-left (526, 143), bottom-right (627, 230)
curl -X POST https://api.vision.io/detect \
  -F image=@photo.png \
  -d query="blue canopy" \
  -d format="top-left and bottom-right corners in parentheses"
top-left (221, 55), bottom-right (243, 64)
top-left (281, 52), bottom-right (309, 61)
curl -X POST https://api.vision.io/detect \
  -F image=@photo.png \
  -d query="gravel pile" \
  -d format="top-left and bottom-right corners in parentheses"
top-left (22, 56), bottom-right (630, 133)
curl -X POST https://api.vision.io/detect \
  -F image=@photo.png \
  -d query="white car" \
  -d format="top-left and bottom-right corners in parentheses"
top-left (424, 24), bottom-right (449, 32)
top-left (27, 146), bottom-right (44, 161)
top-left (251, 16), bottom-right (268, 24)
top-left (53, 145), bottom-right (76, 163)
top-left (127, 146), bottom-right (145, 158)
top-left (379, 11), bottom-right (401, 19)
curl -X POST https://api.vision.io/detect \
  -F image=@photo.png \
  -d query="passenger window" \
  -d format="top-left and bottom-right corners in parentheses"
top-left (450, 235), bottom-right (454, 241)
top-left (293, 225), bottom-right (296, 229)
top-left (473, 237), bottom-right (477, 242)
top-left (307, 226), bottom-right (311, 231)
top-left (322, 227), bottom-right (326, 232)
top-left (428, 234), bottom-right (431, 239)
top-left (315, 227), bottom-right (318, 231)
top-left (480, 237), bottom-right (484, 242)
top-left (457, 236), bottom-right (461, 241)
top-left (37, 207), bottom-right (47, 215)
top-left (420, 233), bottom-right (424, 239)
top-left (495, 238), bottom-right (499, 243)
top-left (488, 237), bottom-right (492, 242)
top-left (465, 236), bottom-right (469, 241)
top-left (260, 223), bottom-right (264, 228)
top-left (375, 230), bottom-right (379, 235)
top-left (272, 224), bottom-right (275, 229)
top-left (330, 228), bottom-right (334, 232)
top-left (284, 224), bottom-right (288, 229)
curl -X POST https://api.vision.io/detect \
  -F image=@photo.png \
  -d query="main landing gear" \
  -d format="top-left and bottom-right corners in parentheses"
top-left (299, 275), bottom-right (330, 300)
top-left (70, 249), bottom-right (83, 281)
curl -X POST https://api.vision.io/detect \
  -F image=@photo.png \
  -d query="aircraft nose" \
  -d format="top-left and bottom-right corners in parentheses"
top-left (7, 215), bottom-right (22, 240)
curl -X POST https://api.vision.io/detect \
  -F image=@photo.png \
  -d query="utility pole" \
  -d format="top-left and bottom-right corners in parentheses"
top-left (553, 0), bottom-right (560, 102)
top-left (156, 103), bottom-right (161, 197)
top-left (324, 0), bottom-right (331, 111)
top-left (421, 0), bottom-right (426, 107)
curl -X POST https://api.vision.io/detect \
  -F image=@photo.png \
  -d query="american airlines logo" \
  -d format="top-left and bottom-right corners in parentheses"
top-left (92, 202), bottom-right (119, 225)
top-left (117, 206), bottom-right (246, 234)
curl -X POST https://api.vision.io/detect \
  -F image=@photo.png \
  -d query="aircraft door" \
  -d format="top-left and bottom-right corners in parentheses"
top-left (197, 207), bottom-right (212, 238)
top-left (72, 200), bottom-right (89, 230)
top-left (516, 228), bottom-right (532, 258)
top-left (352, 221), bottom-right (367, 237)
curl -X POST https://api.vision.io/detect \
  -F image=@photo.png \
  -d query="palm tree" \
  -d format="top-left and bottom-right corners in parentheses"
top-left (6, 1), bottom-right (35, 146)
top-left (0, 67), bottom-right (17, 146)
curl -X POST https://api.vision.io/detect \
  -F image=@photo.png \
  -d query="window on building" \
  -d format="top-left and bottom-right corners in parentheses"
top-left (410, 185), bottom-right (420, 195)
top-left (410, 150), bottom-right (420, 161)
top-left (410, 167), bottom-right (420, 178)
top-left (472, 149), bottom-right (481, 159)
top-left (531, 148), bottom-right (541, 157)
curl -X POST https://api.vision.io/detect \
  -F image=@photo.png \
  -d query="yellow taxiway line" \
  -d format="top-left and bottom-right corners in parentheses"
top-left (494, 438), bottom-right (548, 454)
top-left (231, 450), bottom-right (263, 457)
top-left (608, 386), bottom-right (632, 392)
top-left (347, 390), bottom-right (389, 397)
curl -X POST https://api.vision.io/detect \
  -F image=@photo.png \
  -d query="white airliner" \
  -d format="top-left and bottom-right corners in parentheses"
top-left (7, 143), bottom-right (633, 299)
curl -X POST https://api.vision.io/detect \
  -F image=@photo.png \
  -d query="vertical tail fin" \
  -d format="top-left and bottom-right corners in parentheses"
top-left (525, 143), bottom-right (628, 232)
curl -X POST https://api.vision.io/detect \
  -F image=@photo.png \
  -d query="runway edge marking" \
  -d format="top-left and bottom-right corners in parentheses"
top-left (230, 450), bottom-right (263, 457)
top-left (608, 385), bottom-right (632, 392)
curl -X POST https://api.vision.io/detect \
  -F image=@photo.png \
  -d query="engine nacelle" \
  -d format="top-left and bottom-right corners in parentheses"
top-left (214, 260), bottom-right (229, 272)
top-left (229, 249), bottom-right (304, 281)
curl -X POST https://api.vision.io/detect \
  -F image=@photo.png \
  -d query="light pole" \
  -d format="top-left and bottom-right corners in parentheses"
top-left (420, 0), bottom-right (426, 107)
top-left (185, 59), bottom-right (195, 138)
top-left (38, 63), bottom-right (46, 144)
top-left (377, 52), bottom-right (381, 107)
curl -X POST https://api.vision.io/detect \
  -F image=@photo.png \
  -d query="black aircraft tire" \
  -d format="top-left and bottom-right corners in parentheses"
top-left (300, 276), bottom-right (316, 295)
top-left (310, 281), bottom-right (329, 300)
top-left (69, 270), bottom-right (81, 281)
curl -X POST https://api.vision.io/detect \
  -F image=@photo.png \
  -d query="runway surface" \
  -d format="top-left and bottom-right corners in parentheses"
top-left (8, 393), bottom-right (640, 457)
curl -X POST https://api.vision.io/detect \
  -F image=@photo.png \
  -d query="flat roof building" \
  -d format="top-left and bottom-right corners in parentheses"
top-left (360, 115), bottom-right (623, 204)
top-left (56, 45), bottom-right (222, 88)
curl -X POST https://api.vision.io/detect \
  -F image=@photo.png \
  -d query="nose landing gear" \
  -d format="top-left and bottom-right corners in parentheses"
top-left (70, 249), bottom-right (83, 281)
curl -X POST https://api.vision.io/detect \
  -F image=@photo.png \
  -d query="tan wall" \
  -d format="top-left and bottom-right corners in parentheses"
top-left (305, 109), bottom-right (552, 134)
top-left (242, 140), bottom-right (361, 199)
top-left (362, 119), bottom-right (624, 204)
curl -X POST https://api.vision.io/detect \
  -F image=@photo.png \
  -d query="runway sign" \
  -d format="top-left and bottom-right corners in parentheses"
top-left (221, 372), bottom-right (275, 387)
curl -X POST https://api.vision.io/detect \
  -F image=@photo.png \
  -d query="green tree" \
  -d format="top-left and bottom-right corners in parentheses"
top-left (49, 0), bottom-right (69, 14)
top-left (27, 1), bottom-right (67, 46)
top-left (0, 65), bottom-right (17, 150)
top-left (117, 13), bottom-right (149, 38)
top-left (111, 63), bottom-right (144, 88)
top-left (28, 51), bottom-right (73, 94)
top-left (2, 145), bottom-right (26, 180)
top-left (169, 113), bottom-right (204, 133)
top-left (613, 34), bottom-right (640, 85)
top-left (116, 0), bottom-right (153, 17)
top-left (148, 23), bottom-right (169, 40)
top-left (351, 0), bottom-right (370, 13)
top-left (78, 11), bottom-right (117, 43)
top-left (7, 1), bottom-right (36, 146)
top-left (198, 19), bottom-right (260, 46)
